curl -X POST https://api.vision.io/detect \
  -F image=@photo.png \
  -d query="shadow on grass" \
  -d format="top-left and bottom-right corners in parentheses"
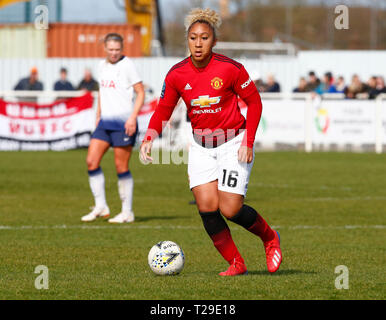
top-left (247, 269), bottom-right (317, 276)
top-left (188, 269), bottom-right (317, 277)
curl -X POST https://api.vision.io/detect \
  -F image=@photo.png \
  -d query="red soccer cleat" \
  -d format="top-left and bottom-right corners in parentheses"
top-left (219, 259), bottom-right (248, 276)
top-left (264, 230), bottom-right (282, 273)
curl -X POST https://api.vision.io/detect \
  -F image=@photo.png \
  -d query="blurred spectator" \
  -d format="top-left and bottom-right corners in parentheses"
top-left (293, 77), bottom-right (308, 92)
top-left (375, 76), bottom-right (386, 96)
top-left (14, 67), bottom-right (43, 91)
top-left (77, 68), bottom-right (99, 91)
top-left (264, 74), bottom-right (280, 92)
top-left (315, 72), bottom-right (337, 94)
top-left (335, 76), bottom-right (347, 93)
top-left (306, 71), bottom-right (320, 91)
top-left (250, 70), bottom-right (265, 92)
top-left (54, 67), bottom-right (74, 91)
top-left (345, 74), bottom-right (366, 99)
top-left (365, 76), bottom-right (378, 100)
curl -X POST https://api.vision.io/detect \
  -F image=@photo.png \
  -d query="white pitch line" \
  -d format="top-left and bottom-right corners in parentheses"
top-left (0, 225), bottom-right (384, 231)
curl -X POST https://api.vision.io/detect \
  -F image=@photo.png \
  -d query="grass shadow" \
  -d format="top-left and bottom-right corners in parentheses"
top-left (247, 269), bottom-right (317, 276)
top-left (135, 215), bottom-right (186, 222)
top-left (186, 269), bottom-right (317, 278)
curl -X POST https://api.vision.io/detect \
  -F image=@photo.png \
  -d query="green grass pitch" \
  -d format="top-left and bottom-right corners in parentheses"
top-left (0, 150), bottom-right (385, 300)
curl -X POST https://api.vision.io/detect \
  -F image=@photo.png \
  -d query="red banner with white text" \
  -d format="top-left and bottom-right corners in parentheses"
top-left (0, 93), bottom-right (94, 151)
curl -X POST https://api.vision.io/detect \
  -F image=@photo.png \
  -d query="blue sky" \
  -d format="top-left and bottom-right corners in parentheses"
top-left (0, 0), bottom-right (384, 24)
top-left (0, 0), bottom-right (196, 24)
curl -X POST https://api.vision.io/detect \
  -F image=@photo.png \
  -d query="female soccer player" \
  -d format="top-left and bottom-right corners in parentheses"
top-left (81, 33), bottom-right (145, 224)
top-left (140, 9), bottom-right (282, 275)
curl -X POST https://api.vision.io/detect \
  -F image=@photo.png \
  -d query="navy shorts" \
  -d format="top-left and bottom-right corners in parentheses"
top-left (91, 123), bottom-right (138, 147)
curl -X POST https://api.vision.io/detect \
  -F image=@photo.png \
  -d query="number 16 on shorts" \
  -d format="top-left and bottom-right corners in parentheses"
top-left (222, 170), bottom-right (238, 188)
top-left (219, 165), bottom-right (251, 196)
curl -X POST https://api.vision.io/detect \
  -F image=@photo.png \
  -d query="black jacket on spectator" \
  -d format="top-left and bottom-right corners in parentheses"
top-left (78, 78), bottom-right (99, 91)
top-left (14, 77), bottom-right (43, 91)
top-left (54, 80), bottom-right (74, 91)
top-left (376, 87), bottom-right (386, 96)
top-left (266, 82), bottom-right (281, 93)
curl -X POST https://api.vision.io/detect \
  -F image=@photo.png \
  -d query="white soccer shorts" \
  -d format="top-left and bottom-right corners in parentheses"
top-left (188, 131), bottom-right (254, 196)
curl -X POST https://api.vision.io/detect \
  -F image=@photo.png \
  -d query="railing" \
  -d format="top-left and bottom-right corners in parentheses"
top-left (260, 93), bottom-right (385, 154)
top-left (0, 91), bottom-right (385, 153)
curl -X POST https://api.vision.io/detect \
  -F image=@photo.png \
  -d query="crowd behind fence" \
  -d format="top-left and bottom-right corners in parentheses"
top-left (8, 64), bottom-right (386, 102)
top-left (0, 90), bottom-right (385, 154)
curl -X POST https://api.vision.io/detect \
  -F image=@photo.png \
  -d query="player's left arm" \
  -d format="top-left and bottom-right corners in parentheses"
top-left (233, 66), bottom-right (263, 163)
top-left (125, 81), bottom-right (145, 136)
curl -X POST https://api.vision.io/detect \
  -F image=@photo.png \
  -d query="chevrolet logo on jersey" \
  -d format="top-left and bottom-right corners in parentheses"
top-left (191, 95), bottom-right (221, 108)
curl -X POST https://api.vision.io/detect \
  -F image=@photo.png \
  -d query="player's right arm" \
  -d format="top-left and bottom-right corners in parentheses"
top-left (95, 61), bottom-right (103, 127)
top-left (95, 93), bottom-right (101, 127)
top-left (140, 75), bottom-right (180, 163)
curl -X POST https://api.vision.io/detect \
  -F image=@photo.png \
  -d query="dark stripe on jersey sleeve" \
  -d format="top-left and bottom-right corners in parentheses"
top-left (213, 53), bottom-right (241, 63)
top-left (168, 58), bottom-right (190, 74)
top-left (213, 54), bottom-right (242, 69)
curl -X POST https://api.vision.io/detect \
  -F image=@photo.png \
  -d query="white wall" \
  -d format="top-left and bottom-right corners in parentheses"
top-left (1, 51), bottom-right (386, 94)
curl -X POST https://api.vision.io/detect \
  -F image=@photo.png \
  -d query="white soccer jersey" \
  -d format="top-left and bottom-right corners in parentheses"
top-left (98, 56), bottom-right (142, 130)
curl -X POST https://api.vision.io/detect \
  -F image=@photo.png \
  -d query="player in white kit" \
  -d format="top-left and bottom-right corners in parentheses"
top-left (81, 33), bottom-right (145, 223)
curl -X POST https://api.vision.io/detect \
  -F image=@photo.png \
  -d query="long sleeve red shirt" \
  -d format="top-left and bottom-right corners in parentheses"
top-left (144, 53), bottom-right (262, 148)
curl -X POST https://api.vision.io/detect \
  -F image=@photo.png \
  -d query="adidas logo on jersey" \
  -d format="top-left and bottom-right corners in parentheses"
top-left (184, 83), bottom-right (192, 90)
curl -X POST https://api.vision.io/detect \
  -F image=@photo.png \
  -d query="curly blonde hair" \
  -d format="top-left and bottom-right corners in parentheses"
top-left (184, 8), bottom-right (222, 36)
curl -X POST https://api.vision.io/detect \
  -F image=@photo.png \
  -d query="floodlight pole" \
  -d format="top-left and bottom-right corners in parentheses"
top-left (24, 1), bottom-right (31, 23)
top-left (154, 0), bottom-right (165, 56)
top-left (57, 0), bottom-right (62, 22)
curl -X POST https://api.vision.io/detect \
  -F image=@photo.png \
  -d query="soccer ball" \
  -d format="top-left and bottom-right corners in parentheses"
top-left (148, 241), bottom-right (185, 276)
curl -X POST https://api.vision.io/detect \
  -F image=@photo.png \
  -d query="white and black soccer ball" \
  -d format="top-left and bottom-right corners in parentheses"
top-left (148, 241), bottom-right (185, 276)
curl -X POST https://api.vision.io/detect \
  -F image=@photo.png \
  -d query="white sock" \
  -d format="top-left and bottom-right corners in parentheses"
top-left (88, 167), bottom-right (107, 209)
top-left (117, 171), bottom-right (134, 213)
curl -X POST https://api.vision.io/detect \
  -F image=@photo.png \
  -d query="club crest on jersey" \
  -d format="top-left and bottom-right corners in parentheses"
top-left (191, 95), bottom-right (221, 108)
top-left (211, 77), bottom-right (223, 90)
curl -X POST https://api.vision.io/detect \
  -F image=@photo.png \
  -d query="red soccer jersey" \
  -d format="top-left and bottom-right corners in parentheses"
top-left (144, 53), bottom-right (262, 148)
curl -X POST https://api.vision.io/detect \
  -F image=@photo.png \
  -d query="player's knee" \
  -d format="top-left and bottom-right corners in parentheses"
top-left (199, 210), bottom-right (229, 236)
top-left (193, 194), bottom-right (217, 212)
top-left (86, 156), bottom-right (99, 171)
top-left (196, 198), bottom-right (218, 213)
top-left (227, 204), bottom-right (258, 229)
top-left (219, 201), bottom-right (243, 219)
top-left (114, 161), bottom-right (128, 174)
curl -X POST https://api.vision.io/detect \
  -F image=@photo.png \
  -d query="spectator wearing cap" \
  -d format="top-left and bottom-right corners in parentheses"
top-left (54, 67), bottom-right (74, 91)
top-left (14, 67), bottom-right (43, 91)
